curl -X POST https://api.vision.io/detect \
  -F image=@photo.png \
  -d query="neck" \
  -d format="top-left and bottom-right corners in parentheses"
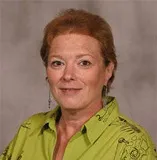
top-left (57, 100), bottom-right (103, 140)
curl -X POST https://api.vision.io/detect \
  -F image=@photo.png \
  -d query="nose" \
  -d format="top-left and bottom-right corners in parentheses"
top-left (62, 64), bottom-right (76, 81)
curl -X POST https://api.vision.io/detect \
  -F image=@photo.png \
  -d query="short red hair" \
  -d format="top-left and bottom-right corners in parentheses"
top-left (40, 8), bottom-right (117, 93)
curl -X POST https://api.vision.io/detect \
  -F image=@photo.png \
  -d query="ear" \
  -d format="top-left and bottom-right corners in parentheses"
top-left (104, 62), bottom-right (114, 86)
top-left (45, 76), bottom-right (49, 82)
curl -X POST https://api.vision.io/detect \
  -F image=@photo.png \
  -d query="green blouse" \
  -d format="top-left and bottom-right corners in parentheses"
top-left (0, 97), bottom-right (157, 160)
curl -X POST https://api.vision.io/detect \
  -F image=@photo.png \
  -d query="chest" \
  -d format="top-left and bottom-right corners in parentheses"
top-left (11, 127), bottom-right (130, 160)
top-left (53, 137), bottom-right (68, 160)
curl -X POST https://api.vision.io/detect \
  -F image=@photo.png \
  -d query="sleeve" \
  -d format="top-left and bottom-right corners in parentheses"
top-left (0, 118), bottom-right (33, 160)
top-left (0, 136), bottom-right (17, 160)
top-left (0, 112), bottom-right (47, 160)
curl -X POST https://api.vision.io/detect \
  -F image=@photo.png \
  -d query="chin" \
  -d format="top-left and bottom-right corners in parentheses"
top-left (57, 99), bottom-right (84, 111)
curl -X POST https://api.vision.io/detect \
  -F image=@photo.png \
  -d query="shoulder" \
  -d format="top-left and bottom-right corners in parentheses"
top-left (0, 108), bottom-right (58, 159)
top-left (117, 113), bottom-right (152, 139)
top-left (21, 112), bottom-right (49, 130)
top-left (10, 111), bottom-right (52, 140)
top-left (12, 107), bottom-right (59, 140)
top-left (114, 113), bottom-right (154, 145)
top-left (19, 107), bottom-right (58, 134)
top-left (113, 114), bottom-right (157, 159)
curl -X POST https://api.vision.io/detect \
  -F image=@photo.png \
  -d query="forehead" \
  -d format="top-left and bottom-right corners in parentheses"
top-left (50, 33), bottom-right (102, 55)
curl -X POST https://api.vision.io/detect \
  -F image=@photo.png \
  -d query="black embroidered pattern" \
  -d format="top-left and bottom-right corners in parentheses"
top-left (109, 116), bottom-right (155, 159)
top-left (119, 135), bottom-right (150, 159)
top-left (118, 117), bottom-right (141, 134)
top-left (17, 151), bottom-right (23, 160)
top-left (1, 146), bottom-right (12, 160)
top-left (21, 122), bottom-right (31, 129)
top-left (1, 146), bottom-right (9, 157)
top-left (96, 102), bottom-right (114, 123)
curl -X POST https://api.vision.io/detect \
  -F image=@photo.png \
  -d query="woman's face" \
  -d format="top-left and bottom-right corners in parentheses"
top-left (47, 34), bottom-right (113, 111)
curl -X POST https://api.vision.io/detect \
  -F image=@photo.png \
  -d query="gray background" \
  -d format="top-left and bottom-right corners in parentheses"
top-left (0, 0), bottom-right (157, 153)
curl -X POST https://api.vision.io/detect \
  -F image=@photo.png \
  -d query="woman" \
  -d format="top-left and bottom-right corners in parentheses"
top-left (0, 9), bottom-right (156, 160)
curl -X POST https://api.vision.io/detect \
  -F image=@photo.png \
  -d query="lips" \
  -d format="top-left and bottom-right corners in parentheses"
top-left (59, 88), bottom-right (82, 95)
top-left (60, 88), bottom-right (81, 90)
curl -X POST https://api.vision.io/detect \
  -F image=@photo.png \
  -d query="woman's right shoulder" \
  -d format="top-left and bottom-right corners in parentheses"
top-left (0, 110), bottom-right (56, 159)
top-left (23, 111), bottom-right (50, 126)
top-left (20, 109), bottom-right (56, 134)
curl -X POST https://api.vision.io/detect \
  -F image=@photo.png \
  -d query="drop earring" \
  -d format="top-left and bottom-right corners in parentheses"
top-left (48, 89), bottom-right (51, 109)
top-left (46, 76), bottom-right (51, 109)
top-left (103, 85), bottom-right (108, 107)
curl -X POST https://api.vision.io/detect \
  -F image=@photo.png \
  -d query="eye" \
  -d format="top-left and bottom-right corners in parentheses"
top-left (79, 60), bottom-right (92, 66)
top-left (50, 60), bottom-right (64, 67)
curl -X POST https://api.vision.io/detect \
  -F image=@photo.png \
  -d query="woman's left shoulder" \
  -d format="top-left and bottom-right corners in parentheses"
top-left (115, 114), bottom-right (157, 158)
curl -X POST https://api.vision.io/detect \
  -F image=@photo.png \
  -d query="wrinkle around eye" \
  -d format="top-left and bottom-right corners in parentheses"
top-left (50, 60), bottom-right (65, 68)
top-left (78, 60), bottom-right (93, 68)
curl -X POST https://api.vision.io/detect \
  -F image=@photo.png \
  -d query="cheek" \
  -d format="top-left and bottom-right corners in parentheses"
top-left (82, 69), bottom-right (105, 88)
top-left (46, 69), bottom-right (60, 86)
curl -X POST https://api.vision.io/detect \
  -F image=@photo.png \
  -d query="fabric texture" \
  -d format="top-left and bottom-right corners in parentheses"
top-left (0, 97), bottom-right (156, 160)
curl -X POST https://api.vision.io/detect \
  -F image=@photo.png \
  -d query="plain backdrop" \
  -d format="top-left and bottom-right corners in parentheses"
top-left (0, 0), bottom-right (157, 153)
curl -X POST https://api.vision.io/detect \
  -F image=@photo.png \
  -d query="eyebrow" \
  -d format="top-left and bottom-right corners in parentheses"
top-left (49, 53), bottom-right (95, 59)
top-left (49, 55), bottom-right (63, 59)
top-left (76, 54), bottom-right (95, 59)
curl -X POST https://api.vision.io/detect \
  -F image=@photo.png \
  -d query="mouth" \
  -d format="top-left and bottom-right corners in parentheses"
top-left (59, 88), bottom-right (82, 95)
top-left (60, 88), bottom-right (82, 90)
